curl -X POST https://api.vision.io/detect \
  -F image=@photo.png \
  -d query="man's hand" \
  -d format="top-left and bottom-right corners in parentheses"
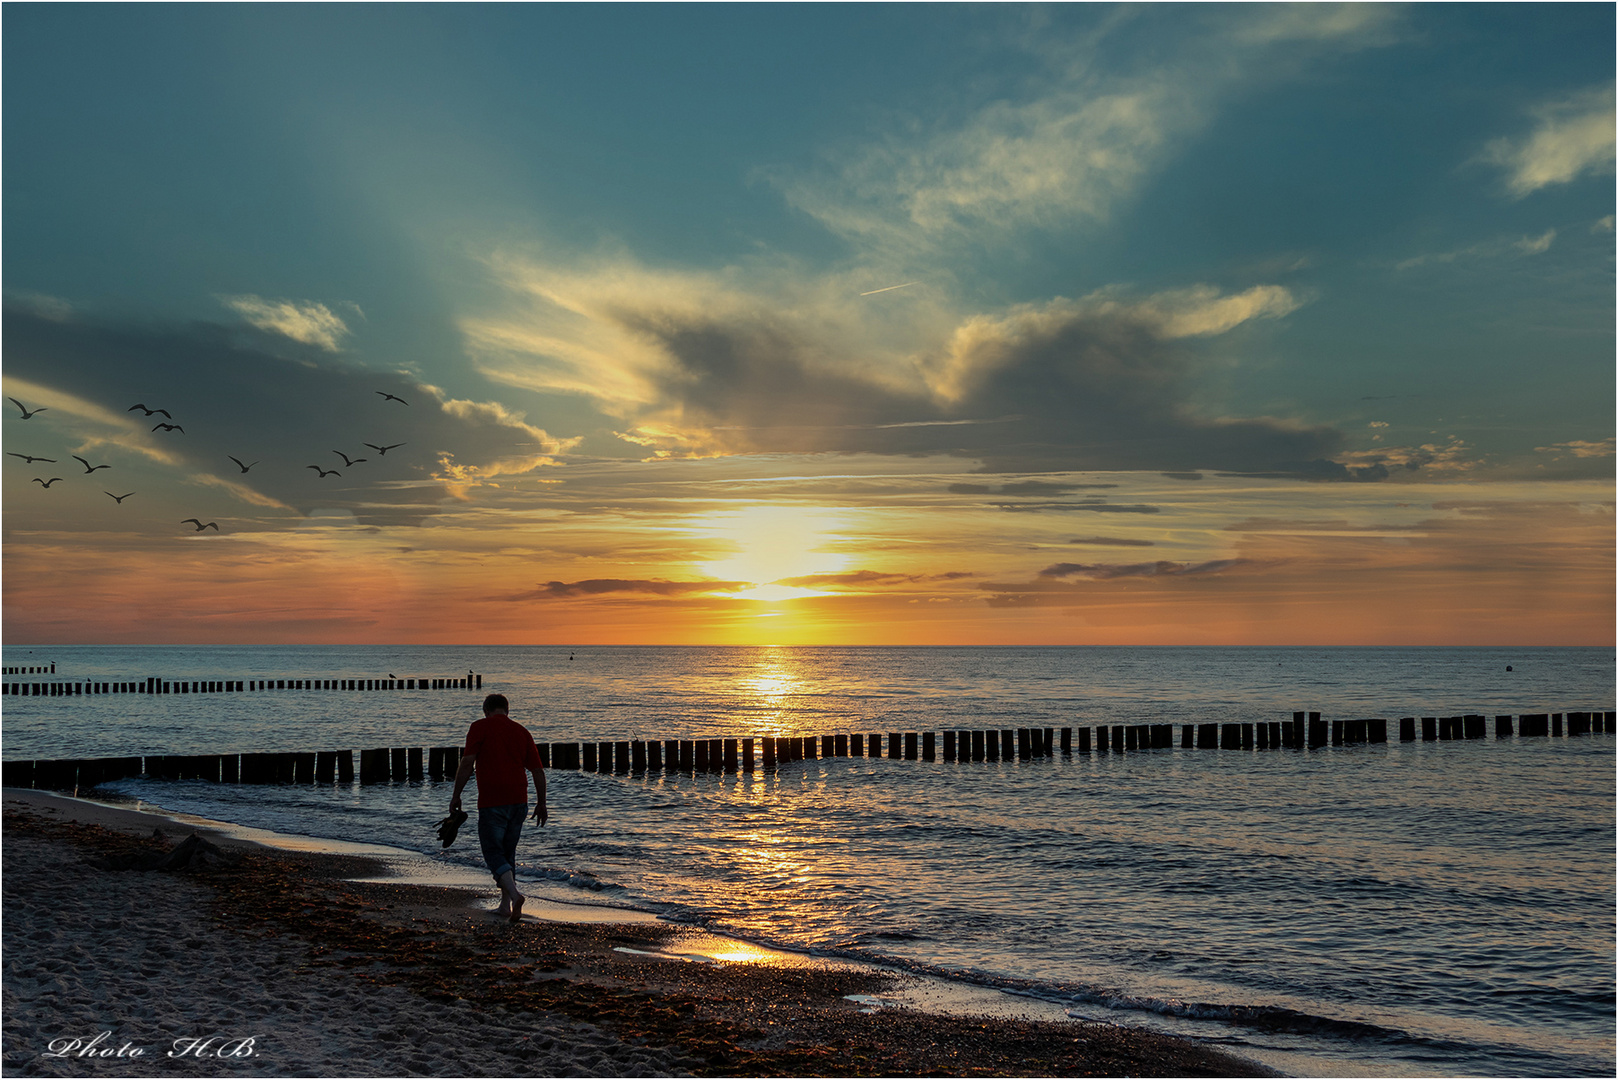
top-left (450, 794), bottom-right (462, 812)
top-left (532, 804), bottom-right (546, 825)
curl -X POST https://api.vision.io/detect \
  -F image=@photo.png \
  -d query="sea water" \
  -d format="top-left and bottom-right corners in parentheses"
top-left (3, 645), bottom-right (1613, 1076)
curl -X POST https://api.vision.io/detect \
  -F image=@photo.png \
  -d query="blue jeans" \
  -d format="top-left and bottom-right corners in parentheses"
top-left (477, 803), bottom-right (527, 881)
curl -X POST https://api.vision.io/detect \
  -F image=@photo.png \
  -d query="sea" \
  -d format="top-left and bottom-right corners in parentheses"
top-left (3, 644), bottom-right (1613, 1077)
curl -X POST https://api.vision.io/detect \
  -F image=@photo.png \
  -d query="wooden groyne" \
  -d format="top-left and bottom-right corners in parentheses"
top-left (2, 673), bottom-right (483, 696)
top-left (3, 710), bottom-right (1611, 795)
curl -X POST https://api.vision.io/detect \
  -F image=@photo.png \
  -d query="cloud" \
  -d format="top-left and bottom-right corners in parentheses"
top-left (467, 250), bottom-right (1348, 475)
top-left (994, 502), bottom-right (1162, 514)
top-left (1038, 558), bottom-right (1251, 579)
top-left (1483, 84), bottom-right (1616, 197)
top-left (221, 295), bottom-right (352, 351)
top-left (3, 307), bottom-right (570, 528)
top-left (517, 579), bottom-right (748, 599)
top-left (1395, 229), bottom-right (1557, 270)
top-left (773, 570), bottom-right (974, 589)
top-left (949, 481), bottom-right (1119, 496)
top-left (1069, 536), bottom-right (1155, 547)
top-left (1535, 437), bottom-right (1616, 460)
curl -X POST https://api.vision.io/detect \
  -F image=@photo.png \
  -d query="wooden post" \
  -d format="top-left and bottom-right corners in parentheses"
top-left (904, 732), bottom-right (918, 760)
top-left (922, 732), bottom-right (935, 761)
top-left (1308, 716), bottom-right (1328, 749)
top-left (799, 736), bottom-right (814, 761)
top-left (1464, 714), bottom-right (1486, 739)
top-left (316, 752), bottom-right (336, 783)
top-left (709, 738), bottom-right (724, 771)
top-left (821, 735), bottom-right (834, 758)
top-left (743, 737), bottom-right (754, 773)
top-left (632, 740), bottom-right (647, 772)
top-left (1061, 727), bottom-right (1072, 754)
top-left (682, 740), bottom-right (696, 773)
top-left (1077, 727), bottom-right (1091, 753)
top-left (851, 733), bottom-right (865, 757)
top-left (763, 736), bottom-right (777, 771)
top-left (1018, 728), bottom-right (1031, 760)
top-left (387, 747), bottom-right (406, 780)
top-left (1330, 720), bottom-right (1344, 746)
top-left (970, 730), bottom-right (983, 761)
top-left (1367, 719), bottom-right (1387, 743)
top-left (1552, 713), bottom-right (1563, 737)
top-left (407, 747), bottom-right (424, 781)
top-left (724, 738), bottom-right (738, 773)
top-left (293, 753), bottom-right (316, 784)
top-left (663, 739), bottom-right (678, 771)
top-left (984, 730), bottom-right (998, 762)
top-left (1197, 724), bottom-right (1217, 749)
top-left (615, 741), bottom-right (631, 774)
top-left (834, 734), bottom-right (848, 757)
top-left (220, 754), bottom-right (239, 783)
top-left (337, 750), bottom-right (355, 782)
top-left (1400, 717), bottom-right (1417, 741)
top-left (583, 743), bottom-right (598, 772)
top-left (428, 747), bottom-right (443, 779)
top-left (1123, 726), bottom-right (1137, 752)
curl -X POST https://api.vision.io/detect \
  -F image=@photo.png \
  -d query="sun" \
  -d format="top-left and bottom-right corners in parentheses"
top-left (697, 504), bottom-right (848, 600)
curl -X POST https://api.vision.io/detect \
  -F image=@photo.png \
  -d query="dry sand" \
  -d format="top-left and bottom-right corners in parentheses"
top-left (2, 791), bottom-right (1270, 1077)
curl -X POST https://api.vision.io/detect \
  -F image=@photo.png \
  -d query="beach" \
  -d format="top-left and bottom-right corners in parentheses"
top-left (3, 791), bottom-right (1266, 1078)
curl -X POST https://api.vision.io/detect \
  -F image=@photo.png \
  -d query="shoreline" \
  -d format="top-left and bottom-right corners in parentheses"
top-left (3, 790), bottom-right (1274, 1077)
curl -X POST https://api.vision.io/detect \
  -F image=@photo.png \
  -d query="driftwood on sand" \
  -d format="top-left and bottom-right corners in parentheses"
top-left (89, 830), bottom-right (243, 872)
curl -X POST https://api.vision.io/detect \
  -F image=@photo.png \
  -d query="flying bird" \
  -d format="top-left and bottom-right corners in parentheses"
top-left (152, 423), bottom-right (184, 433)
top-left (128, 404), bottom-right (172, 418)
top-left (228, 456), bottom-right (259, 473)
top-left (9, 398), bottom-right (46, 419)
top-left (7, 453), bottom-right (55, 464)
top-left (72, 455), bottom-right (111, 474)
top-left (105, 491), bottom-right (135, 503)
top-left (375, 391), bottom-right (408, 405)
top-left (332, 450), bottom-right (368, 467)
top-left (363, 442), bottom-right (405, 455)
top-left (31, 477), bottom-right (64, 487)
top-left (307, 465), bottom-right (341, 478)
top-left (181, 519), bottom-right (220, 532)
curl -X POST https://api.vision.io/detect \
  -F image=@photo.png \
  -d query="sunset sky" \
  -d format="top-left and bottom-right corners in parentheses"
top-left (3, 4), bottom-right (1612, 646)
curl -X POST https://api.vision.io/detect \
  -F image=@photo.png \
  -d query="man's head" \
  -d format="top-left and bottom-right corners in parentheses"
top-left (483, 693), bottom-right (509, 716)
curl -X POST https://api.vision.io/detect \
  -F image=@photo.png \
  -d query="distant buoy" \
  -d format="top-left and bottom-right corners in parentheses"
top-left (1506, 665), bottom-right (1513, 671)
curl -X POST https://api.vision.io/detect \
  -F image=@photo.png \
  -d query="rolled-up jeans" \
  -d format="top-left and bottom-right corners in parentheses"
top-left (477, 803), bottom-right (527, 881)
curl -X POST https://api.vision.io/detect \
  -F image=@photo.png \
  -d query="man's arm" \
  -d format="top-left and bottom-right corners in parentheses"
top-left (530, 764), bottom-right (547, 825)
top-left (450, 751), bottom-right (477, 811)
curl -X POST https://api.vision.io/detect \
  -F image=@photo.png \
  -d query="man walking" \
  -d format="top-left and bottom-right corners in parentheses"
top-left (450, 693), bottom-right (546, 922)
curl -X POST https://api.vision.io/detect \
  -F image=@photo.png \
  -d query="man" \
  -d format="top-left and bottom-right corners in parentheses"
top-left (450, 693), bottom-right (546, 922)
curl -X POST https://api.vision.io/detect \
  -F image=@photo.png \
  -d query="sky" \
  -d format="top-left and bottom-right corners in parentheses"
top-left (2, 3), bottom-right (1613, 646)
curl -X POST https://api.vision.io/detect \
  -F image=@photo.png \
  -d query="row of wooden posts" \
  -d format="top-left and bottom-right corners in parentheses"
top-left (3, 710), bottom-right (1610, 794)
top-left (1, 674), bottom-right (483, 696)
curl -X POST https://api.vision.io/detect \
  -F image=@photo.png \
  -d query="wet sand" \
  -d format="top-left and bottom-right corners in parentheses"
top-left (2, 790), bottom-right (1271, 1077)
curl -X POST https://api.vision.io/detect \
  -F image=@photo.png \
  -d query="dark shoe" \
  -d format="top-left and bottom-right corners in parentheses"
top-left (435, 808), bottom-right (468, 848)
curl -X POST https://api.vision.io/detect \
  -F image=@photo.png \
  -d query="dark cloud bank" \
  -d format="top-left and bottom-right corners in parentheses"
top-left (617, 298), bottom-right (1395, 479)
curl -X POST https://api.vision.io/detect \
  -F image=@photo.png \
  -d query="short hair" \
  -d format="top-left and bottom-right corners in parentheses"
top-left (483, 693), bottom-right (509, 715)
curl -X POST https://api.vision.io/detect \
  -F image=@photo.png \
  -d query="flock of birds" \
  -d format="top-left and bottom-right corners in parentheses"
top-left (8, 391), bottom-right (410, 534)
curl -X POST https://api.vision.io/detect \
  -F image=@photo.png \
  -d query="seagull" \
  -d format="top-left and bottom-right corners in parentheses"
top-left (181, 519), bottom-right (220, 531)
top-left (375, 391), bottom-right (409, 405)
top-left (32, 477), bottom-right (64, 487)
top-left (364, 442), bottom-right (406, 455)
top-left (127, 404), bottom-right (172, 418)
top-left (72, 455), bottom-right (111, 474)
top-left (7, 453), bottom-right (55, 464)
top-left (307, 465), bottom-right (341, 478)
top-left (332, 450), bottom-right (368, 467)
top-left (228, 456), bottom-right (258, 473)
top-left (105, 491), bottom-right (135, 503)
top-left (9, 398), bottom-right (46, 419)
top-left (152, 423), bottom-right (184, 433)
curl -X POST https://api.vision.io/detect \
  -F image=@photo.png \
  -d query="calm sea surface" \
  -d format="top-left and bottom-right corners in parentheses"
top-left (3, 645), bottom-right (1614, 1076)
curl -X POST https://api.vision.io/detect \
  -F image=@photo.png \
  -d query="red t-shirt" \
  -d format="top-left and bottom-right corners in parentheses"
top-left (463, 713), bottom-right (542, 809)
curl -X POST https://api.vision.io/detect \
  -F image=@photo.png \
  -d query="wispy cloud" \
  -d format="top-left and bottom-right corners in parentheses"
top-left (221, 295), bottom-right (352, 351)
top-left (1535, 437), bottom-right (1616, 460)
top-left (1069, 536), bottom-right (1155, 547)
top-left (517, 579), bottom-right (748, 599)
top-left (1395, 229), bottom-right (1557, 270)
top-left (1482, 84), bottom-right (1616, 197)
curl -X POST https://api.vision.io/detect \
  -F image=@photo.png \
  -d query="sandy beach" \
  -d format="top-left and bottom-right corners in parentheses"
top-left (3, 790), bottom-right (1268, 1077)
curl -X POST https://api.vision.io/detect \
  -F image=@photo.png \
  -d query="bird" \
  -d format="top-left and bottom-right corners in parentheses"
top-left (364, 442), bottom-right (406, 455)
top-left (332, 450), bottom-right (368, 467)
top-left (10, 398), bottom-right (46, 419)
top-left (307, 465), bottom-right (341, 478)
top-left (181, 519), bottom-right (220, 531)
top-left (31, 477), bottom-right (63, 487)
top-left (375, 391), bottom-right (408, 405)
top-left (228, 456), bottom-right (258, 473)
top-left (7, 453), bottom-right (55, 464)
top-left (72, 455), bottom-right (111, 474)
top-left (152, 423), bottom-right (184, 433)
top-left (105, 491), bottom-right (135, 503)
top-left (127, 404), bottom-right (172, 418)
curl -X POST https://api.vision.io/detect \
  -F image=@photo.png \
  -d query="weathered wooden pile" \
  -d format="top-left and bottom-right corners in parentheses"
top-left (3, 673), bottom-right (482, 696)
top-left (2, 709), bottom-right (1610, 795)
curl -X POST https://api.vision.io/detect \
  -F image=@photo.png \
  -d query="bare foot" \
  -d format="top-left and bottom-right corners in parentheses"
top-left (496, 900), bottom-right (510, 917)
top-left (509, 893), bottom-right (524, 923)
